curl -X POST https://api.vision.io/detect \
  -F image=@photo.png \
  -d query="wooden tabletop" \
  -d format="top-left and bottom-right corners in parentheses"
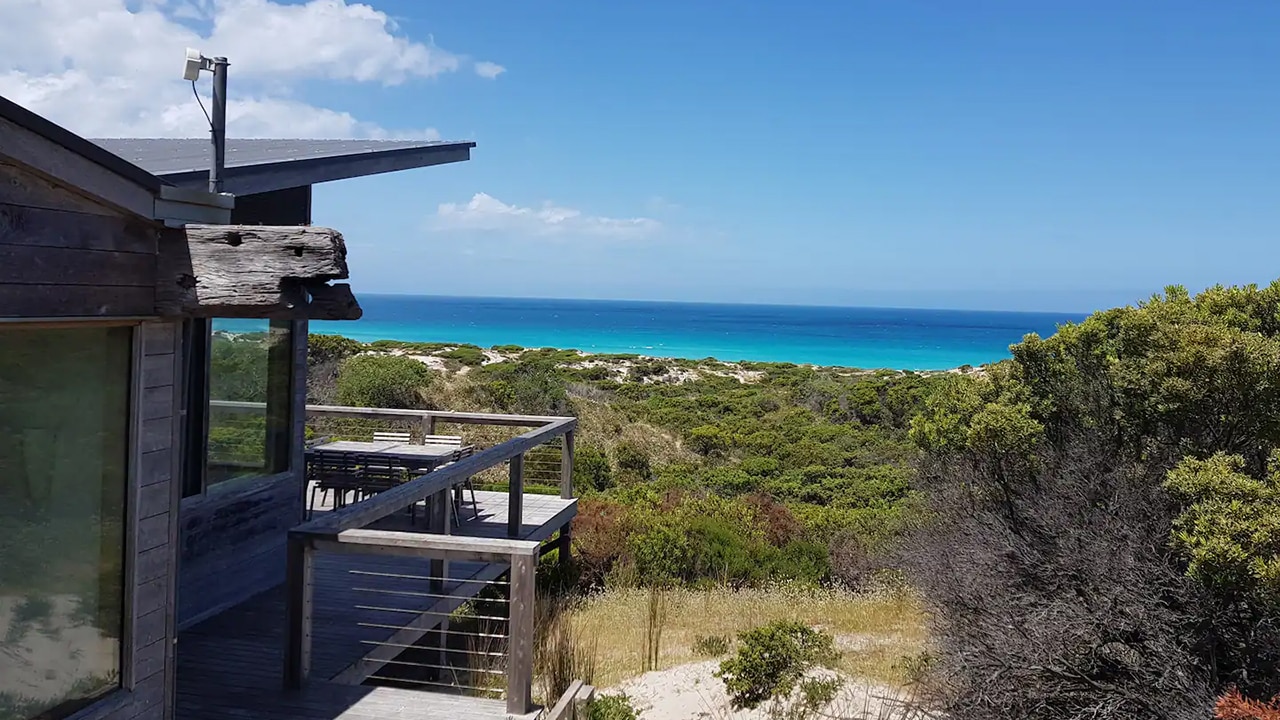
top-left (308, 440), bottom-right (471, 466)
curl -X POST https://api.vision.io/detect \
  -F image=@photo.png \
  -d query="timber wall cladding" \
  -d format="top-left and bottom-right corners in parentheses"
top-left (0, 161), bottom-right (159, 318)
top-left (82, 321), bottom-right (182, 720)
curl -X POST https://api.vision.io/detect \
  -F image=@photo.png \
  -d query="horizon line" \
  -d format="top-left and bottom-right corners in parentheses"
top-left (352, 291), bottom-right (1095, 317)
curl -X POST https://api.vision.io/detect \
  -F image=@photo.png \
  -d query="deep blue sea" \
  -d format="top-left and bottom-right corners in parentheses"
top-left (289, 294), bottom-right (1087, 370)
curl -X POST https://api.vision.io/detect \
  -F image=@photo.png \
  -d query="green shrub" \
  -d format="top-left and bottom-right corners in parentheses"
top-left (716, 620), bottom-right (839, 709)
top-left (761, 540), bottom-right (831, 584)
top-left (473, 358), bottom-right (569, 414)
top-left (613, 441), bottom-right (653, 483)
top-left (687, 424), bottom-right (731, 456)
top-left (335, 354), bottom-right (433, 408)
top-left (308, 333), bottom-right (362, 363)
top-left (628, 360), bottom-right (666, 382)
top-left (798, 676), bottom-right (843, 710)
top-left (574, 445), bottom-right (614, 492)
top-left (588, 693), bottom-right (640, 720)
top-left (628, 524), bottom-right (693, 586)
top-left (1165, 452), bottom-right (1280, 601)
top-left (438, 345), bottom-right (486, 367)
top-left (685, 516), bottom-right (761, 584)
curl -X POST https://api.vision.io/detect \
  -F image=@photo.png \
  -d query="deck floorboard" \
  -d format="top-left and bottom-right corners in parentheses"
top-left (175, 492), bottom-right (574, 720)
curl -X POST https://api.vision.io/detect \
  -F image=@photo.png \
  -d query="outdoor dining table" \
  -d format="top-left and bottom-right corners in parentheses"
top-left (306, 439), bottom-right (473, 473)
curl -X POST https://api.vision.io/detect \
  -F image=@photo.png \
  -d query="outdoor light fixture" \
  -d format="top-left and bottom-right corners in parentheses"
top-left (183, 48), bottom-right (230, 193)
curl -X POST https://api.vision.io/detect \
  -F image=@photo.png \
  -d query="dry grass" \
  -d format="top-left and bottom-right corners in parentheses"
top-left (572, 397), bottom-right (699, 466)
top-left (567, 585), bottom-right (928, 688)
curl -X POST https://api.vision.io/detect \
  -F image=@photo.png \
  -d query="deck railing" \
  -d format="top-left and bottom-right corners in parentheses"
top-left (303, 404), bottom-right (578, 516)
top-left (285, 530), bottom-right (540, 714)
top-left (207, 400), bottom-right (578, 529)
top-left (263, 403), bottom-right (578, 715)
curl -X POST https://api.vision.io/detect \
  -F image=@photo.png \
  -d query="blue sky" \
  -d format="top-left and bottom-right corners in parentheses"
top-left (12, 1), bottom-right (1280, 313)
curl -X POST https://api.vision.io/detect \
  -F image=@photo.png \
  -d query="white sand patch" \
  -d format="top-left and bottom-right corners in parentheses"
top-left (403, 353), bottom-right (449, 372)
top-left (605, 660), bottom-right (910, 720)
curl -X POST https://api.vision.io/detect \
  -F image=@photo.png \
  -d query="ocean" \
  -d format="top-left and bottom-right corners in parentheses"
top-left (294, 294), bottom-right (1087, 370)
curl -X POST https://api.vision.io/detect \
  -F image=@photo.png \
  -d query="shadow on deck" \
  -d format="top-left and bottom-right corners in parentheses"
top-left (175, 491), bottom-right (575, 720)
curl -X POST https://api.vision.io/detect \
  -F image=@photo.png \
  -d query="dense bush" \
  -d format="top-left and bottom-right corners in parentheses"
top-left (308, 333), bottom-right (362, 363)
top-left (438, 345), bottom-right (486, 366)
top-left (310, 332), bottom-right (937, 591)
top-left (472, 358), bottom-right (570, 415)
top-left (307, 334), bottom-right (362, 403)
top-left (716, 620), bottom-right (838, 710)
top-left (1165, 453), bottom-right (1280, 602)
top-left (335, 354), bottom-right (433, 408)
top-left (907, 282), bottom-right (1280, 717)
top-left (612, 441), bottom-right (653, 484)
top-left (572, 491), bottom-right (830, 588)
top-left (573, 445), bottom-right (614, 492)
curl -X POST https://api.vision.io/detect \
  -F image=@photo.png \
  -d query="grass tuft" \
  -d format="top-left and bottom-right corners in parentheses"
top-left (567, 585), bottom-right (927, 688)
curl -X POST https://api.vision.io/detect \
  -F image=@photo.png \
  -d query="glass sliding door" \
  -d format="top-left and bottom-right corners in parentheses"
top-left (0, 326), bottom-right (131, 720)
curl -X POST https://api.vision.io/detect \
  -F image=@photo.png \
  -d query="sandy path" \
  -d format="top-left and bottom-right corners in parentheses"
top-left (604, 660), bottom-right (909, 720)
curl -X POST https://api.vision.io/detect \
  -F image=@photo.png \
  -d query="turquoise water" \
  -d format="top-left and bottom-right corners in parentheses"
top-left (288, 295), bottom-right (1086, 370)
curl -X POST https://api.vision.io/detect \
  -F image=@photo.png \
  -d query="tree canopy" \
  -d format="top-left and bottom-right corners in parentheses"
top-left (908, 281), bottom-right (1280, 717)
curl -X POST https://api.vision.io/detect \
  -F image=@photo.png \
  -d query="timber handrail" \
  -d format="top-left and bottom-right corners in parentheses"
top-left (545, 680), bottom-right (596, 720)
top-left (211, 399), bottom-right (566, 427)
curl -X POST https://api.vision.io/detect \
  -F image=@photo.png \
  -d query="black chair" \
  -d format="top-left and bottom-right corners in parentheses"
top-left (449, 446), bottom-right (481, 524)
top-left (354, 453), bottom-right (419, 524)
top-left (307, 451), bottom-right (362, 518)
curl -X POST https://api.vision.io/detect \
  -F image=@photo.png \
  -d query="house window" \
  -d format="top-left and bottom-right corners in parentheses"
top-left (203, 319), bottom-right (293, 487)
top-left (0, 326), bottom-right (130, 719)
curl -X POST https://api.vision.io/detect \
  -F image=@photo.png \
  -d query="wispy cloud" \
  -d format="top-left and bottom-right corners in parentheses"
top-left (474, 61), bottom-right (506, 79)
top-left (432, 193), bottom-right (663, 240)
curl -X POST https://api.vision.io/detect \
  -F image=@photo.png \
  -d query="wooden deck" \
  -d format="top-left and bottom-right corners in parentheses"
top-left (176, 491), bottom-right (575, 720)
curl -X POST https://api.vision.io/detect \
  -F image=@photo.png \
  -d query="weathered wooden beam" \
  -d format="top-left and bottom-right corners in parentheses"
top-left (156, 224), bottom-right (350, 318)
top-left (304, 282), bottom-right (362, 320)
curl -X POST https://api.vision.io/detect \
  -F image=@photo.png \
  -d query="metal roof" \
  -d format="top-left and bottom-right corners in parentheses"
top-left (91, 137), bottom-right (475, 196)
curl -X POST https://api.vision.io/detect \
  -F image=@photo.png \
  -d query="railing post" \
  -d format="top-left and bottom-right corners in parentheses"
top-left (560, 429), bottom-right (575, 499)
top-left (508, 453), bottom-right (524, 538)
top-left (422, 413), bottom-right (437, 438)
top-left (507, 552), bottom-right (536, 715)
top-left (284, 533), bottom-right (313, 689)
top-left (559, 430), bottom-right (576, 570)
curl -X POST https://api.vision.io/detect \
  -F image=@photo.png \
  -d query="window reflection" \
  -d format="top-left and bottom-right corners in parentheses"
top-left (207, 320), bottom-right (292, 486)
top-left (0, 327), bottom-right (129, 719)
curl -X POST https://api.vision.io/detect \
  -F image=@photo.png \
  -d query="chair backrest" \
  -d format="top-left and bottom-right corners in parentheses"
top-left (354, 453), bottom-right (404, 493)
top-left (373, 431), bottom-right (412, 444)
top-left (310, 452), bottom-right (362, 490)
top-left (422, 434), bottom-right (464, 446)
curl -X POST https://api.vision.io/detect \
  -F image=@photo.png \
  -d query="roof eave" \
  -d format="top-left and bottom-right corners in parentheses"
top-left (158, 142), bottom-right (475, 195)
top-left (0, 95), bottom-right (164, 193)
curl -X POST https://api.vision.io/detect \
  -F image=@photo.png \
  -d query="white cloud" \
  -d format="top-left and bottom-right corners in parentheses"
top-left (474, 61), bottom-right (506, 80)
top-left (433, 193), bottom-right (663, 240)
top-left (0, 0), bottom-right (496, 138)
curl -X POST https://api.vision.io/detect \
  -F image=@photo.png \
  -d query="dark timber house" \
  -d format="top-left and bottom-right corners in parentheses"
top-left (0, 96), bottom-right (586, 720)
